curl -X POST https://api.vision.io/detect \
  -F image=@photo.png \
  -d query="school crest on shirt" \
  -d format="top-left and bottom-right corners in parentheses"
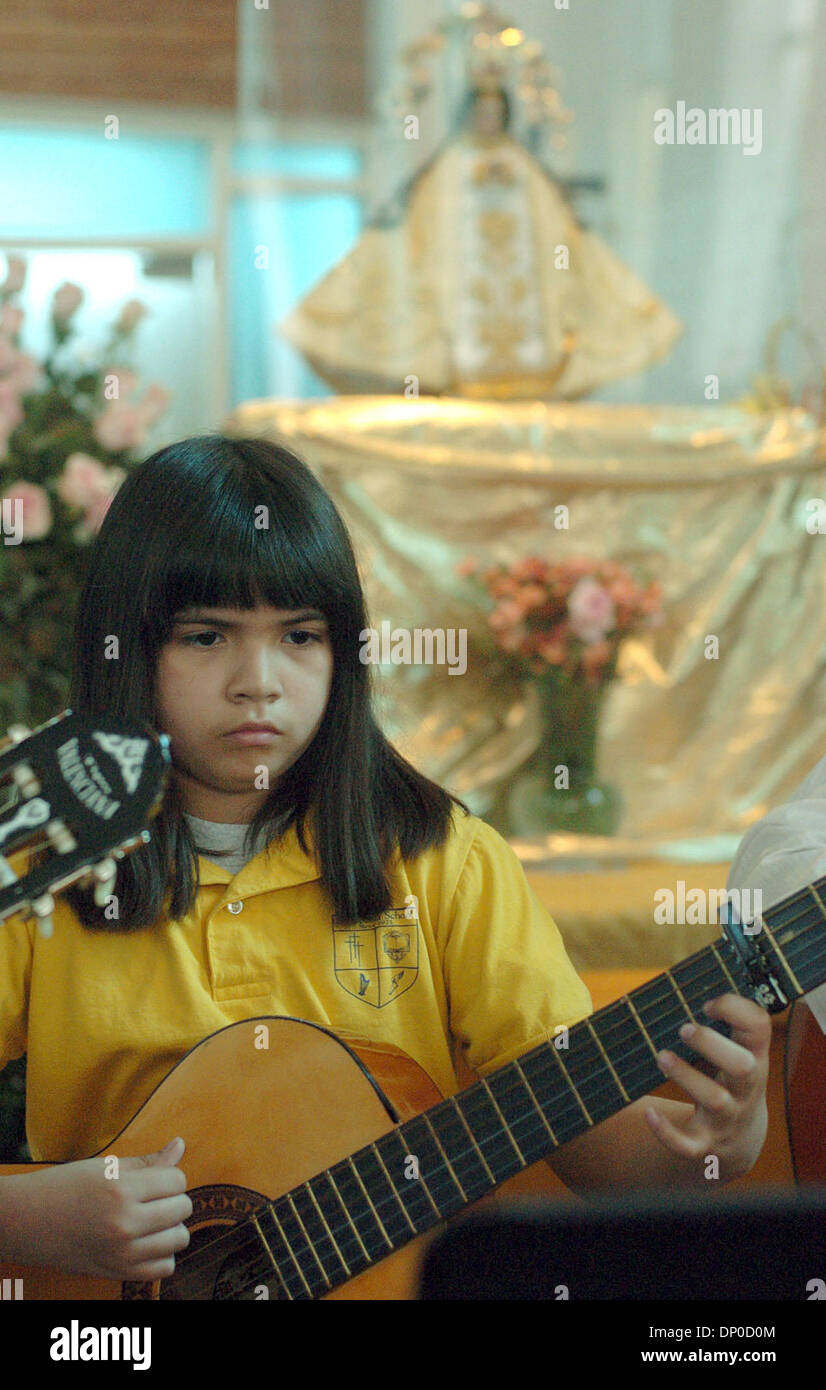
top-left (333, 894), bottom-right (419, 1008)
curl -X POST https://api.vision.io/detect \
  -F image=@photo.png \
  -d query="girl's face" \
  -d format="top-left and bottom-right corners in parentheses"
top-left (154, 602), bottom-right (333, 822)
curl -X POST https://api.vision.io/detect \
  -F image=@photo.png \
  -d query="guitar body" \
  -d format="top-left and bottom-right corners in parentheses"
top-left (785, 999), bottom-right (826, 1184)
top-left (1, 1018), bottom-right (447, 1300)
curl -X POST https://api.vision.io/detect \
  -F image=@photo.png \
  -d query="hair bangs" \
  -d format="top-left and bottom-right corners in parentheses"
top-left (138, 451), bottom-right (350, 650)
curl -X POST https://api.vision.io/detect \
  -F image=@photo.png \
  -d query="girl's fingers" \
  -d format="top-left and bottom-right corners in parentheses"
top-left (657, 1049), bottom-right (739, 1116)
top-left (702, 994), bottom-right (773, 1055)
top-left (645, 1105), bottom-right (709, 1160)
top-left (672, 1023), bottom-right (757, 1092)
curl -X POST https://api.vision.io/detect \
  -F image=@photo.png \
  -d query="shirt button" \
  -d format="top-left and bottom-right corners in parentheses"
top-left (227, 901), bottom-right (243, 914)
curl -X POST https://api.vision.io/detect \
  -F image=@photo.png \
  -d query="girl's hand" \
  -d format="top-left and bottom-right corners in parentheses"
top-left (0, 1136), bottom-right (193, 1282)
top-left (645, 994), bottom-right (771, 1179)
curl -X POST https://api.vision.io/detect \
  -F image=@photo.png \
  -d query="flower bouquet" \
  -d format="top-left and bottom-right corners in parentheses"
top-left (0, 256), bottom-right (170, 728)
top-left (458, 554), bottom-right (663, 835)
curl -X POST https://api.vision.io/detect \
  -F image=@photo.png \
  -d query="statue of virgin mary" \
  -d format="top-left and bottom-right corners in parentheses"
top-left (280, 82), bottom-right (682, 399)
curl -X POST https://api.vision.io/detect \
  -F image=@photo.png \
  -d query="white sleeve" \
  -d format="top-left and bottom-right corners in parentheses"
top-left (726, 753), bottom-right (826, 1026)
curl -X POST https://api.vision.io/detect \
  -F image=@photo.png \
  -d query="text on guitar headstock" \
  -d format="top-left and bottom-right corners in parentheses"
top-left (0, 710), bottom-right (170, 936)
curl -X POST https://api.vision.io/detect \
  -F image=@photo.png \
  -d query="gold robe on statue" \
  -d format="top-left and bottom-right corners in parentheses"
top-left (280, 130), bottom-right (682, 399)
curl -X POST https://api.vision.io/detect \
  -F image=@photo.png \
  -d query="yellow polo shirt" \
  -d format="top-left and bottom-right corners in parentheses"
top-left (0, 808), bottom-right (591, 1161)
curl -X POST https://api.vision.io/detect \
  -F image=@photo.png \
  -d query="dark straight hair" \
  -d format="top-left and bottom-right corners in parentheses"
top-left (62, 434), bottom-right (464, 930)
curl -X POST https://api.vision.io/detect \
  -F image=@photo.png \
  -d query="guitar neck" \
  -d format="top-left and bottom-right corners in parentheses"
top-left (206, 873), bottom-right (826, 1301)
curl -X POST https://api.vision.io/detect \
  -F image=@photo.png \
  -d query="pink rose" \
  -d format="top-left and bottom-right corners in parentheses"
top-left (62, 459), bottom-right (124, 541)
top-left (92, 402), bottom-right (146, 452)
top-left (0, 481), bottom-right (52, 540)
top-left (568, 577), bottom-right (616, 644)
top-left (0, 256), bottom-right (26, 295)
top-left (57, 453), bottom-right (112, 508)
top-left (115, 299), bottom-right (148, 335)
top-left (52, 282), bottom-right (84, 322)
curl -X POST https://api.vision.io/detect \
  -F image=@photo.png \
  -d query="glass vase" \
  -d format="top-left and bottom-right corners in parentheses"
top-left (506, 667), bottom-right (621, 837)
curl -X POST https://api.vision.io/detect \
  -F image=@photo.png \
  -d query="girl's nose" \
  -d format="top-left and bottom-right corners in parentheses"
top-left (228, 646), bottom-right (284, 700)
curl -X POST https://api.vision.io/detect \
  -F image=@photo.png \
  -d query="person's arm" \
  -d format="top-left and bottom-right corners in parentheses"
top-left (0, 1137), bottom-right (193, 1280)
top-left (727, 752), bottom-right (826, 905)
top-left (547, 993), bottom-right (770, 1192)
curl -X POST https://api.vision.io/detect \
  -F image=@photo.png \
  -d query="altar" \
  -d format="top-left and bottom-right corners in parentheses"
top-left (227, 395), bottom-right (826, 859)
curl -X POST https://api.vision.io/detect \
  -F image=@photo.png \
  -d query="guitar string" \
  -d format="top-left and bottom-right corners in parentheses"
top-left (152, 940), bottom-right (760, 1298)
top-left (152, 902), bottom-right (826, 1298)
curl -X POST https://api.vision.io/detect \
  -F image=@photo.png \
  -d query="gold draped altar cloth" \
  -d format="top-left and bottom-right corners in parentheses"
top-left (227, 397), bottom-right (826, 849)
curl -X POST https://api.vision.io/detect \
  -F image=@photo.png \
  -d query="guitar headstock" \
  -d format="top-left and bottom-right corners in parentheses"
top-left (0, 710), bottom-right (170, 935)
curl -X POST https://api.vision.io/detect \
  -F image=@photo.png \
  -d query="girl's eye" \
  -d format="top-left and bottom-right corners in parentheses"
top-left (284, 629), bottom-right (324, 646)
top-left (182, 631), bottom-right (222, 648)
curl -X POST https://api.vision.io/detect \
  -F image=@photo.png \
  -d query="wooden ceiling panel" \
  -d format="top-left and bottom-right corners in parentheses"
top-left (0, 0), bottom-right (367, 117)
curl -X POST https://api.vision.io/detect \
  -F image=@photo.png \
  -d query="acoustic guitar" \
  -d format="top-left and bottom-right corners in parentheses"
top-left (1, 714), bottom-right (824, 1300)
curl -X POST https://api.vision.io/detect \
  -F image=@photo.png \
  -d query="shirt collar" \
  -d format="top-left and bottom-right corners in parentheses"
top-left (194, 818), bottom-right (321, 891)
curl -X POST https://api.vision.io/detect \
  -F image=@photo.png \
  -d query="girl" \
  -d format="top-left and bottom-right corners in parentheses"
top-left (0, 435), bottom-right (770, 1287)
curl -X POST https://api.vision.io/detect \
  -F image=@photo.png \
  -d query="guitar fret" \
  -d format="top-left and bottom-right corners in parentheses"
top-left (251, 1213), bottom-right (293, 1301)
top-left (710, 942), bottom-right (739, 992)
top-left (449, 1095), bottom-right (498, 1180)
top-left (370, 1143), bottom-right (417, 1234)
top-left (547, 1037), bottom-right (593, 1125)
top-left (518, 1047), bottom-right (585, 1145)
top-left (321, 1167), bottom-right (372, 1267)
top-left (775, 883), bottom-right (826, 993)
top-left (759, 916), bottom-right (803, 994)
top-left (351, 1142), bottom-right (431, 1242)
top-left (513, 1058), bottom-right (557, 1146)
top-left (262, 1201), bottom-right (314, 1297)
top-left (396, 1114), bottom-right (465, 1213)
top-left (458, 1082), bottom-right (529, 1182)
top-left (286, 1189), bottom-right (334, 1289)
top-left (585, 1016), bottom-right (630, 1102)
top-left (296, 1173), bottom-right (369, 1280)
top-left (634, 972), bottom-right (700, 1064)
top-left (418, 1101), bottom-right (494, 1199)
top-left (421, 1113), bottom-right (470, 1200)
top-left (480, 1078), bottom-right (526, 1165)
top-left (346, 1156), bottom-right (393, 1249)
top-left (304, 1182), bottom-right (352, 1277)
top-left (486, 1060), bottom-right (568, 1169)
top-left (378, 1124), bottom-right (446, 1223)
top-left (664, 969), bottom-right (696, 1024)
top-left (324, 1165), bottom-right (385, 1265)
top-left (585, 1001), bottom-right (654, 1103)
top-left (620, 992), bottom-right (660, 1064)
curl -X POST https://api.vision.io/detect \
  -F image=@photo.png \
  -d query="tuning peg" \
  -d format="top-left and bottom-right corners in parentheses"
top-left (11, 763), bottom-right (41, 797)
top-left (47, 818), bottom-right (77, 855)
top-left (92, 856), bottom-right (118, 907)
top-left (29, 891), bottom-right (55, 939)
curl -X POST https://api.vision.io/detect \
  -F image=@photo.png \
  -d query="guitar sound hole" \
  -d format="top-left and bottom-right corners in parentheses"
top-left (123, 1183), bottom-right (273, 1301)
